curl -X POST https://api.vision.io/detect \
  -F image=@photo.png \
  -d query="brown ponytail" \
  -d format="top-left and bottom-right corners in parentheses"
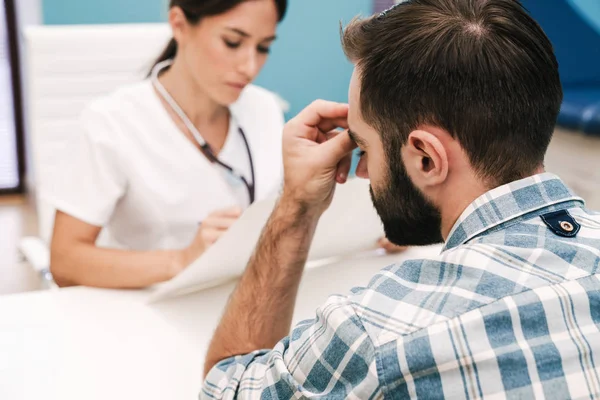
top-left (151, 38), bottom-right (178, 74)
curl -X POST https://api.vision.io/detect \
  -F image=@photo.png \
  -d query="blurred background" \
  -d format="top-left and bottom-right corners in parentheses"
top-left (1, 0), bottom-right (600, 295)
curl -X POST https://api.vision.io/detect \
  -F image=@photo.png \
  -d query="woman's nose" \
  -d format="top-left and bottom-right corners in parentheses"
top-left (238, 50), bottom-right (259, 79)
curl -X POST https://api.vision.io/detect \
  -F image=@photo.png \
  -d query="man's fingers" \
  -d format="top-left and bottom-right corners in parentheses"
top-left (323, 130), bottom-right (355, 183)
top-left (292, 100), bottom-right (348, 131)
top-left (316, 130), bottom-right (328, 144)
top-left (336, 152), bottom-right (353, 184)
top-left (317, 118), bottom-right (350, 134)
top-left (321, 130), bottom-right (357, 165)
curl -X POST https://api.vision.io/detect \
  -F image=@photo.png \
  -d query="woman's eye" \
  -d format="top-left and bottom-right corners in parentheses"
top-left (357, 150), bottom-right (366, 158)
top-left (257, 46), bottom-right (271, 54)
top-left (224, 40), bottom-right (241, 49)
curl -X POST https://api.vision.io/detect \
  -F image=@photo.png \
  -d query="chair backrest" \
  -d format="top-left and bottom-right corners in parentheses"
top-left (24, 23), bottom-right (171, 243)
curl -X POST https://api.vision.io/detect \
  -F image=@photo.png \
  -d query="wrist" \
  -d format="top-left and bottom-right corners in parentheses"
top-left (279, 189), bottom-right (328, 219)
top-left (166, 249), bottom-right (187, 280)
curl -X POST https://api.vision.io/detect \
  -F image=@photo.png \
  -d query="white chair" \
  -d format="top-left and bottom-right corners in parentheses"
top-left (19, 23), bottom-right (172, 285)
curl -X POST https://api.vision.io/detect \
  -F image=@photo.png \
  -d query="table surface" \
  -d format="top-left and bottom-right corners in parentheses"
top-left (0, 246), bottom-right (440, 400)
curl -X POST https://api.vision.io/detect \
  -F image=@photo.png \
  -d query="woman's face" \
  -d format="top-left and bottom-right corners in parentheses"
top-left (172, 0), bottom-right (279, 106)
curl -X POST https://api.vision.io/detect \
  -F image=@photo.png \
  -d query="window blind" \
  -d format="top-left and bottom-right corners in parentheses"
top-left (0, 0), bottom-right (23, 192)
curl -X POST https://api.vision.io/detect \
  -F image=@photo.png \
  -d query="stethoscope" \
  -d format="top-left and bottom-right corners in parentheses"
top-left (151, 59), bottom-right (256, 205)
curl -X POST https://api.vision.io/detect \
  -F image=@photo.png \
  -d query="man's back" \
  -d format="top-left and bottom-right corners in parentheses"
top-left (330, 174), bottom-right (600, 398)
top-left (200, 1), bottom-right (600, 398)
top-left (202, 174), bottom-right (600, 399)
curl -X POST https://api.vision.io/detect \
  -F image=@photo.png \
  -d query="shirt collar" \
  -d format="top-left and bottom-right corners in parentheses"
top-left (443, 173), bottom-right (584, 251)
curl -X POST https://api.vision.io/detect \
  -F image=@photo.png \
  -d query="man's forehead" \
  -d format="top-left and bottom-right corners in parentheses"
top-left (348, 69), bottom-right (361, 123)
top-left (349, 69), bottom-right (361, 100)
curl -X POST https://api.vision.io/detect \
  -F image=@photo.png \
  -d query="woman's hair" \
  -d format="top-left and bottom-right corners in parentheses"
top-left (151, 0), bottom-right (287, 71)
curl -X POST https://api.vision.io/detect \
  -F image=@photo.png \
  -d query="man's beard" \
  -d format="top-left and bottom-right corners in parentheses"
top-left (370, 160), bottom-right (444, 246)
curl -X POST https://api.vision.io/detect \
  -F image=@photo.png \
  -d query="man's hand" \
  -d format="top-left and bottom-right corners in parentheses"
top-left (204, 100), bottom-right (355, 377)
top-left (281, 100), bottom-right (356, 212)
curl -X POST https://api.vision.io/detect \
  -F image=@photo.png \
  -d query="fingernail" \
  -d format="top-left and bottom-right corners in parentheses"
top-left (339, 173), bottom-right (346, 181)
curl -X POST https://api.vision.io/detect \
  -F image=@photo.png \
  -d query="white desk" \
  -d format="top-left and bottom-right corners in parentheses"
top-left (0, 247), bottom-right (439, 400)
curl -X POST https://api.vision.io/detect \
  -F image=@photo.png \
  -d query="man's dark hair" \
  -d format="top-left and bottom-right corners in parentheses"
top-left (342, 0), bottom-right (563, 186)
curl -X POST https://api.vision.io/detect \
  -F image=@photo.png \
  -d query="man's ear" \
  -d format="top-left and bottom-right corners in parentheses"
top-left (403, 129), bottom-right (449, 188)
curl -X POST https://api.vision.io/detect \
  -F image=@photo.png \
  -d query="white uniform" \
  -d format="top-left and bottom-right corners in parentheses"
top-left (43, 81), bottom-right (285, 250)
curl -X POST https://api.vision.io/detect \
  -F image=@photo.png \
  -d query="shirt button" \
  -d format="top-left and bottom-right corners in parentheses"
top-left (560, 221), bottom-right (574, 232)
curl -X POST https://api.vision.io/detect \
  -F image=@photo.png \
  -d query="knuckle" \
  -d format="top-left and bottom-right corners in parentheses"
top-left (311, 99), bottom-right (326, 109)
top-left (284, 117), bottom-right (295, 126)
top-left (283, 121), bottom-right (296, 134)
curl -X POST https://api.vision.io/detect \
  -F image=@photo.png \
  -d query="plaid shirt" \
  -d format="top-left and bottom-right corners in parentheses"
top-left (202, 173), bottom-right (600, 399)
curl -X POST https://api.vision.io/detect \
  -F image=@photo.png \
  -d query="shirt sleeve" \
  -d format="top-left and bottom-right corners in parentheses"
top-left (201, 294), bottom-right (381, 400)
top-left (41, 105), bottom-right (127, 227)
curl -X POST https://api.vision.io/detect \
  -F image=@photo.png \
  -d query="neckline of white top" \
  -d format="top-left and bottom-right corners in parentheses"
top-left (144, 79), bottom-right (239, 167)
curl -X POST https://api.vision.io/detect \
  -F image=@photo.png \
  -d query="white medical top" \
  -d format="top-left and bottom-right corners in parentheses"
top-left (44, 81), bottom-right (284, 250)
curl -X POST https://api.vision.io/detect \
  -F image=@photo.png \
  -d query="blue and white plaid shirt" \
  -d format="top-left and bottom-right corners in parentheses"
top-left (202, 173), bottom-right (600, 399)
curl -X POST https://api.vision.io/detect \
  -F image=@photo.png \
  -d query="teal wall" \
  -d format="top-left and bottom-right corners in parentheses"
top-left (43, 0), bottom-right (167, 25)
top-left (42, 0), bottom-right (372, 117)
top-left (255, 0), bottom-right (371, 117)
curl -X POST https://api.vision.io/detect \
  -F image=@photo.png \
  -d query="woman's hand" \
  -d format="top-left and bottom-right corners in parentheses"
top-left (378, 237), bottom-right (409, 254)
top-left (196, 206), bottom-right (243, 248)
top-left (170, 207), bottom-right (243, 277)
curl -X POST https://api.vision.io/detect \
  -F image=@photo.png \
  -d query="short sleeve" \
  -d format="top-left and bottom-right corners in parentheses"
top-left (201, 294), bottom-right (381, 399)
top-left (41, 106), bottom-right (127, 227)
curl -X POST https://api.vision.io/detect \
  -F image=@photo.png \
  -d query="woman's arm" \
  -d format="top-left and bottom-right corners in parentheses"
top-left (50, 211), bottom-right (184, 288)
top-left (50, 206), bottom-right (243, 288)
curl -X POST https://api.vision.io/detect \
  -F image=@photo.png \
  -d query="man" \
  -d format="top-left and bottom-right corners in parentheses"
top-left (202, 0), bottom-right (600, 398)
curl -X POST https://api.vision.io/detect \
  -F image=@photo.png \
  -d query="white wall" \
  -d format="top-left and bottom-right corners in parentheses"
top-left (16, 0), bottom-right (42, 26)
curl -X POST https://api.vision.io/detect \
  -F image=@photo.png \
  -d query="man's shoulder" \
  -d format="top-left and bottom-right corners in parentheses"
top-left (349, 244), bottom-right (505, 343)
top-left (349, 216), bottom-right (600, 345)
top-left (365, 271), bottom-right (600, 399)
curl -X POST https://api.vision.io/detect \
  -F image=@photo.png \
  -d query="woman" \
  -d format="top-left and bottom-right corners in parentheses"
top-left (48, 0), bottom-right (288, 288)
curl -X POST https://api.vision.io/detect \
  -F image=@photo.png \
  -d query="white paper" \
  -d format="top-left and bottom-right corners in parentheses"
top-left (149, 178), bottom-right (384, 302)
